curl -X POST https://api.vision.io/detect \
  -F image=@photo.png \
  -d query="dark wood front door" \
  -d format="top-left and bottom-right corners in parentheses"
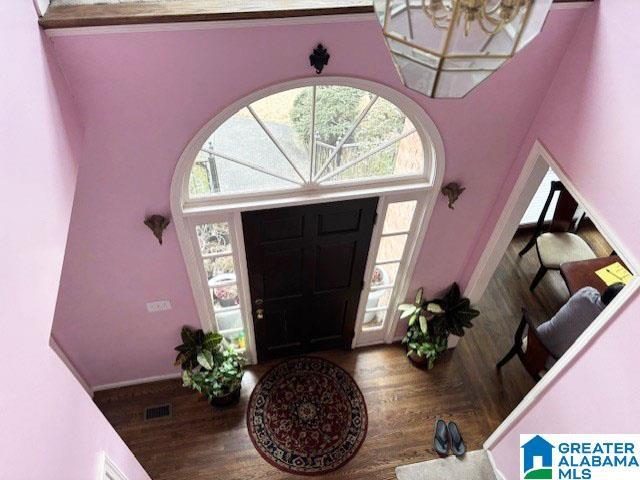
top-left (242, 197), bottom-right (378, 362)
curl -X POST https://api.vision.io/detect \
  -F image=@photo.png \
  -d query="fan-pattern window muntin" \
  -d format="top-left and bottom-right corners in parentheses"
top-left (188, 85), bottom-right (426, 199)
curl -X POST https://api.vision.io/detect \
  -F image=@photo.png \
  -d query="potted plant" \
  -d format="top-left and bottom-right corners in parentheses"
top-left (399, 283), bottom-right (479, 369)
top-left (364, 266), bottom-right (390, 326)
top-left (174, 326), bottom-right (245, 407)
top-left (213, 285), bottom-right (239, 308)
top-left (209, 273), bottom-right (239, 308)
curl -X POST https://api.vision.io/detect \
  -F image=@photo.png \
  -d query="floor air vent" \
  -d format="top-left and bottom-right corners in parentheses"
top-left (144, 404), bottom-right (172, 420)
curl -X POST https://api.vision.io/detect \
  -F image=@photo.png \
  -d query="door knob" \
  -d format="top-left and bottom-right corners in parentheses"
top-left (256, 308), bottom-right (264, 320)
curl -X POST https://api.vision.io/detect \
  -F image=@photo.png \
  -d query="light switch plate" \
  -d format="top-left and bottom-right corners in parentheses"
top-left (146, 300), bottom-right (172, 313)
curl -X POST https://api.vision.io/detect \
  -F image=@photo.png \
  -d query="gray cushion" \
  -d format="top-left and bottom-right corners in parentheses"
top-left (536, 232), bottom-right (596, 268)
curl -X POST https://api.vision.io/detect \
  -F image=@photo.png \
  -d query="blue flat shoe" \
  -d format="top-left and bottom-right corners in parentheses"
top-left (434, 419), bottom-right (449, 456)
top-left (448, 421), bottom-right (466, 457)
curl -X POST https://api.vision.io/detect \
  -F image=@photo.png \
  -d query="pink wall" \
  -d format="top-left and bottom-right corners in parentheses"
top-left (484, 2), bottom-right (640, 479)
top-left (49, 9), bottom-right (584, 387)
top-left (0, 1), bottom-right (149, 478)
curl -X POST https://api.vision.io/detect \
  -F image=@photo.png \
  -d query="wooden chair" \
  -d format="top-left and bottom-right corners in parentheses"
top-left (519, 181), bottom-right (595, 291)
top-left (496, 309), bottom-right (558, 381)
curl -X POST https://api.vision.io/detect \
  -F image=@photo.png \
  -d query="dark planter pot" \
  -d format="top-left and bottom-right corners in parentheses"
top-left (210, 386), bottom-right (241, 408)
top-left (407, 349), bottom-right (429, 367)
top-left (218, 298), bottom-right (238, 308)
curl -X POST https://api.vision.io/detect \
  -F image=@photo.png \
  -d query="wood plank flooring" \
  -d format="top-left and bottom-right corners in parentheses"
top-left (94, 224), bottom-right (609, 480)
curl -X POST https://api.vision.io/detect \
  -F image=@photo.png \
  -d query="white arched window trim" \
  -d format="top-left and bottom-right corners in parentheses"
top-left (171, 77), bottom-right (445, 363)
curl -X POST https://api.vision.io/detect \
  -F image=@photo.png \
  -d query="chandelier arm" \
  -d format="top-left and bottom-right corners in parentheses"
top-left (482, 0), bottom-right (523, 27)
top-left (422, 0), bottom-right (453, 22)
top-left (478, 16), bottom-right (504, 35)
top-left (434, 19), bottom-right (450, 29)
top-left (484, 1), bottom-right (502, 16)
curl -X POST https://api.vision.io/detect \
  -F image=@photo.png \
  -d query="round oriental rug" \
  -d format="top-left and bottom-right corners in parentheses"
top-left (246, 356), bottom-right (368, 475)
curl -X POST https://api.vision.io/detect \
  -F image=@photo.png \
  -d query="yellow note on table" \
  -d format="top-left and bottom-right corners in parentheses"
top-left (595, 262), bottom-right (634, 286)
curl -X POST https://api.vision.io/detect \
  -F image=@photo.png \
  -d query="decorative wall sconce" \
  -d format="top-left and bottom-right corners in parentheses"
top-left (309, 44), bottom-right (330, 74)
top-left (442, 182), bottom-right (465, 209)
top-left (144, 214), bottom-right (170, 244)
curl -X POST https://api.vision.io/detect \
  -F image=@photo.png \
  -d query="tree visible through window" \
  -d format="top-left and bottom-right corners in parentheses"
top-left (188, 85), bottom-right (425, 198)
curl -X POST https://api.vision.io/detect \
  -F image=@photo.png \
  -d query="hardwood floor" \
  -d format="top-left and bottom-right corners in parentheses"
top-left (94, 223), bottom-right (610, 480)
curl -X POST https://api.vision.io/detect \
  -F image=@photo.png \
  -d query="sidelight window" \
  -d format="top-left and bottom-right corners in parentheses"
top-left (362, 200), bottom-right (418, 332)
top-left (194, 220), bottom-right (247, 350)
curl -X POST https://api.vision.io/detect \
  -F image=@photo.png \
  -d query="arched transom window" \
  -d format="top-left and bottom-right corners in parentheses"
top-left (173, 80), bottom-right (443, 364)
top-left (187, 85), bottom-right (427, 199)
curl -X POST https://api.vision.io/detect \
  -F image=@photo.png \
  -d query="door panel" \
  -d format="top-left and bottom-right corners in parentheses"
top-left (264, 305), bottom-right (305, 355)
top-left (308, 297), bottom-right (349, 345)
top-left (262, 248), bottom-right (304, 299)
top-left (243, 197), bottom-right (378, 361)
top-left (261, 215), bottom-right (305, 241)
top-left (314, 242), bottom-right (357, 291)
top-left (317, 208), bottom-right (363, 235)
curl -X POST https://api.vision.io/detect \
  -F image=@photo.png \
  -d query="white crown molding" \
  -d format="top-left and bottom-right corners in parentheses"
top-left (32, 0), bottom-right (49, 17)
top-left (49, 335), bottom-right (94, 397)
top-left (44, 12), bottom-right (377, 37)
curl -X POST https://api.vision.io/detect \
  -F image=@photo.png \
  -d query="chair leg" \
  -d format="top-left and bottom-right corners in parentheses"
top-left (496, 345), bottom-right (519, 370)
top-left (530, 266), bottom-right (548, 291)
top-left (518, 237), bottom-right (537, 257)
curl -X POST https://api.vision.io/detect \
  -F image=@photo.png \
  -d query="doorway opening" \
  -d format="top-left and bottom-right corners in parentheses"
top-left (464, 141), bottom-right (639, 457)
top-left (171, 77), bottom-right (445, 363)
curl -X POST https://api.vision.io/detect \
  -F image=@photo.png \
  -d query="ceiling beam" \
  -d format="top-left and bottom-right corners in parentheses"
top-left (40, 0), bottom-right (593, 30)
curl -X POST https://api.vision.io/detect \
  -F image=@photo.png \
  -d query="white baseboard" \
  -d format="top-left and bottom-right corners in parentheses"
top-left (93, 372), bottom-right (182, 392)
top-left (485, 449), bottom-right (507, 480)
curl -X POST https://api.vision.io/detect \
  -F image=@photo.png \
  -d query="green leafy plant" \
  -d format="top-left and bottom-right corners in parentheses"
top-left (400, 284), bottom-right (479, 369)
top-left (291, 86), bottom-right (364, 147)
top-left (174, 326), bottom-right (223, 370)
top-left (174, 326), bottom-right (245, 400)
top-left (403, 326), bottom-right (448, 369)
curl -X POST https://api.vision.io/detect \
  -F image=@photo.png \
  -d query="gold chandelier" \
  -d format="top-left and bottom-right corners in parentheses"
top-left (374, 0), bottom-right (553, 98)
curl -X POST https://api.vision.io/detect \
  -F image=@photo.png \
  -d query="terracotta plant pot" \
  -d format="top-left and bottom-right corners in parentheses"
top-left (210, 386), bottom-right (241, 408)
